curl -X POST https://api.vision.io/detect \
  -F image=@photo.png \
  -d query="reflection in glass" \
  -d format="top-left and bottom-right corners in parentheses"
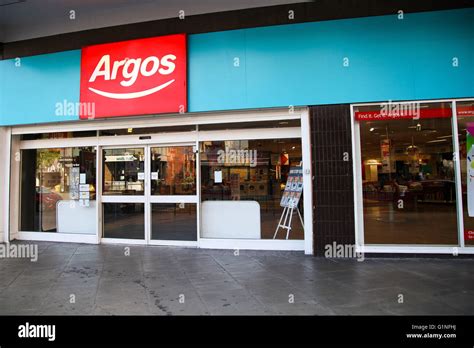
top-left (151, 203), bottom-right (197, 241)
top-left (20, 147), bottom-right (97, 233)
top-left (358, 102), bottom-right (458, 245)
top-left (103, 148), bottom-right (145, 195)
top-left (103, 203), bottom-right (144, 239)
top-left (457, 100), bottom-right (474, 246)
top-left (150, 147), bottom-right (196, 195)
top-left (200, 139), bottom-right (303, 240)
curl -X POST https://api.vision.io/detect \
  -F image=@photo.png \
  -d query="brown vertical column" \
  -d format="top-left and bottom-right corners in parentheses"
top-left (310, 104), bottom-right (355, 256)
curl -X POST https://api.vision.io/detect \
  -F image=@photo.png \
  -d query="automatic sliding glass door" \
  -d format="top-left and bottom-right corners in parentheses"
top-left (102, 147), bottom-right (146, 240)
top-left (101, 145), bottom-right (197, 244)
top-left (148, 146), bottom-right (197, 243)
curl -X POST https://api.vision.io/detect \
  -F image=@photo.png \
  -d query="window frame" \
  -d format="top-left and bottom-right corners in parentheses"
top-left (352, 98), bottom-right (474, 254)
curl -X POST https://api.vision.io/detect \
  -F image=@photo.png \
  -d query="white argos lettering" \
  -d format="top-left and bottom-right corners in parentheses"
top-left (141, 56), bottom-right (160, 76)
top-left (111, 59), bottom-right (126, 80)
top-left (89, 54), bottom-right (177, 86)
top-left (158, 54), bottom-right (176, 75)
top-left (89, 54), bottom-right (110, 82)
top-left (121, 58), bottom-right (142, 86)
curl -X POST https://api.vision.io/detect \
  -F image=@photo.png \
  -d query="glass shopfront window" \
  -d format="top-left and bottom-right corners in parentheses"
top-left (456, 100), bottom-right (474, 246)
top-left (20, 147), bottom-right (97, 234)
top-left (356, 102), bottom-right (458, 245)
top-left (200, 138), bottom-right (303, 240)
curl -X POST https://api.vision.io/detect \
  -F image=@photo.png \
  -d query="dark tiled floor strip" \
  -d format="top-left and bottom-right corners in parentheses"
top-left (0, 241), bottom-right (472, 315)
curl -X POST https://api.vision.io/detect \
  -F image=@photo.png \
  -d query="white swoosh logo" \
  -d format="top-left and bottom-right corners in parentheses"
top-left (88, 79), bottom-right (175, 99)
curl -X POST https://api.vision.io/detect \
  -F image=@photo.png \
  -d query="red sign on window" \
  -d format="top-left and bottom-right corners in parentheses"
top-left (80, 34), bottom-right (187, 119)
top-left (457, 105), bottom-right (474, 117)
top-left (465, 230), bottom-right (474, 241)
top-left (355, 108), bottom-right (452, 121)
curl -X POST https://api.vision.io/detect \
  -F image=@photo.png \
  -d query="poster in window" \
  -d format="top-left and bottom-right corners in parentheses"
top-left (380, 139), bottom-right (393, 174)
top-left (280, 166), bottom-right (303, 208)
top-left (70, 166), bottom-right (80, 200)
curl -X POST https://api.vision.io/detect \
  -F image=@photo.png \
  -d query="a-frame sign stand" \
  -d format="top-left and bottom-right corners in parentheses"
top-left (273, 203), bottom-right (305, 240)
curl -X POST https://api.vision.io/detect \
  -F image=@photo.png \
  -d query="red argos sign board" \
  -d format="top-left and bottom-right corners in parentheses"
top-left (80, 34), bottom-right (186, 119)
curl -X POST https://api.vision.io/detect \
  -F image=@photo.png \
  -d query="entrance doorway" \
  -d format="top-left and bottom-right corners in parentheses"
top-left (101, 144), bottom-right (197, 245)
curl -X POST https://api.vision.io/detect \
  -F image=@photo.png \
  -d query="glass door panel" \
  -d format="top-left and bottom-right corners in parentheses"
top-left (151, 203), bottom-right (197, 241)
top-left (149, 146), bottom-right (197, 242)
top-left (102, 147), bottom-right (146, 241)
top-left (103, 148), bottom-right (145, 195)
top-left (103, 203), bottom-right (145, 239)
top-left (150, 146), bottom-right (196, 195)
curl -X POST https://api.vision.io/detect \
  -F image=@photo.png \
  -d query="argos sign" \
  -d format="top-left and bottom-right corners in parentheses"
top-left (80, 34), bottom-right (186, 119)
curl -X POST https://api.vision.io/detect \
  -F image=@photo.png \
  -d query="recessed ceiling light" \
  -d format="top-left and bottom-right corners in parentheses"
top-left (426, 139), bottom-right (447, 143)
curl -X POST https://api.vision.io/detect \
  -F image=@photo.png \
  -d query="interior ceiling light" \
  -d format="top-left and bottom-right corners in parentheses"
top-left (427, 139), bottom-right (447, 143)
top-left (406, 136), bottom-right (419, 155)
top-left (408, 123), bottom-right (423, 130)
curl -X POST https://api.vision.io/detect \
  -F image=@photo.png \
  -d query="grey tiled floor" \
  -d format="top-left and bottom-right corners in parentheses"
top-left (0, 241), bottom-right (473, 315)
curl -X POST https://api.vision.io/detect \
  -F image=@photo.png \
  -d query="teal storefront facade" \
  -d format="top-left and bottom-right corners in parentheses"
top-left (0, 7), bottom-right (473, 255)
top-left (1, 8), bottom-right (472, 126)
